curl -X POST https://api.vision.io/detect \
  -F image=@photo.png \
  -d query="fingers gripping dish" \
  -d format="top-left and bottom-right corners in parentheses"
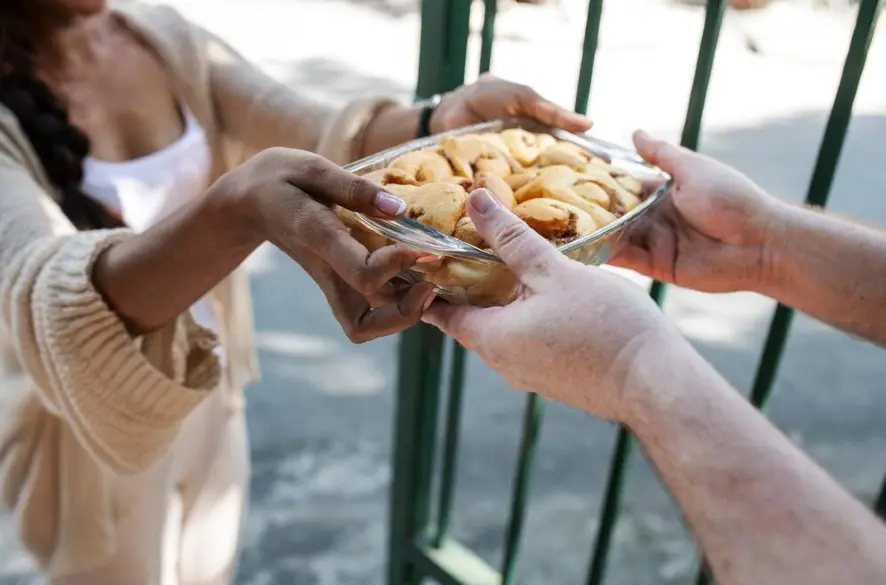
top-left (343, 124), bottom-right (659, 306)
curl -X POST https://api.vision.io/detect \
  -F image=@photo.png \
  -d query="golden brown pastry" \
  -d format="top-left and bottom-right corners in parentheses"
top-left (577, 165), bottom-right (641, 213)
top-left (572, 181), bottom-right (610, 209)
top-left (615, 173), bottom-right (644, 197)
top-left (443, 176), bottom-right (475, 190)
top-left (538, 140), bottom-right (605, 168)
top-left (513, 198), bottom-right (596, 241)
top-left (504, 170), bottom-right (537, 191)
top-left (389, 148), bottom-right (454, 183)
top-left (441, 135), bottom-right (519, 180)
top-left (476, 132), bottom-right (510, 154)
top-left (426, 259), bottom-right (519, 306)
top-left (362, 167), bottom-right (420, 187)
top-left (474, 172), bottom-right (516, 210)
top-left (337, 208), bottom-right (390, 252)
top-left (386, 182), bottom-right (467, 235)
top-left (500, 128), bottom-right (556, 166)
top-left (514, 165), bottom-right (625, 227)
top-left (513, 165), bottom-right (577, 201)
top-left (453, 216), bottom-right (485, 248)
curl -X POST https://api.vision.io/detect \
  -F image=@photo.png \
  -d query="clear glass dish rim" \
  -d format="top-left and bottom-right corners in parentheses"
top-left (344, 117), bottom-right (674, 265)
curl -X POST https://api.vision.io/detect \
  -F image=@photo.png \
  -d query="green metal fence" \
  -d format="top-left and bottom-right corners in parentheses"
top-left (388, 1), bottom-right (883, 584)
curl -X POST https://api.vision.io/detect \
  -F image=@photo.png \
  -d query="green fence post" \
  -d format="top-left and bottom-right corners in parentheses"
top-left (694, 2), bottom-right (881, 583)
top-left (875, 473), bottom-right (886, 519)
top-left (584, 3), bottom-right (726, 584)
top-left (479, 0), bottom-right (498, 74)
top-left (500, 394), bottom-right (546, 585)
top-left (388, 2), bottom-right (473, 584)
top-left (433, 340), bottom-right (468, 547)
top-left (388, 325), bottom-right (446, 585)
top-left (574, 0), bottom-right (604, 116)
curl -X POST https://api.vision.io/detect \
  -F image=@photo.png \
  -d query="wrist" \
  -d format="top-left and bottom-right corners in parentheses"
top-left (205, 175), bottom-right (266, 253)
top-left (617, 325), bottom-right (708, 431)
top-left (418, 93), bottom-right (445, 137)
top-left (756, 199), bottom-right (807, 299)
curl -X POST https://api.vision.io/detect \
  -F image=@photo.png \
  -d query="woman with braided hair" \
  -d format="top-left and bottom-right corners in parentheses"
top-left (0, 1), bottom-right (592, 583)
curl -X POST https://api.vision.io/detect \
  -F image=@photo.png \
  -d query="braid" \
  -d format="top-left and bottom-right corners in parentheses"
top-left (0, 7), bottom-right (123, 230)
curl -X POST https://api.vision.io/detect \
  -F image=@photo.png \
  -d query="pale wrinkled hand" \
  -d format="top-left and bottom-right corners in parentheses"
top-left (422, 188), bottom-right (673, 421)
top-left (431, 73), bottom-right (592, 134)
top-left (612, 131), bottom-right (782, 293)
top-left (220, 148), bottom-right (436, 343)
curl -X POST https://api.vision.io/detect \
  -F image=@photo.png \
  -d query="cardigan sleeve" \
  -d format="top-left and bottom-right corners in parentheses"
top-left (200, 25), bottom-right (400, 165)
top-left (0, 149), bottom-right (221, 476)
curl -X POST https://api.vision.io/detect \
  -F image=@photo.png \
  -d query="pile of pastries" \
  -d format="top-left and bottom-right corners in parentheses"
top-left (343, 128), bottom-right (647, 305)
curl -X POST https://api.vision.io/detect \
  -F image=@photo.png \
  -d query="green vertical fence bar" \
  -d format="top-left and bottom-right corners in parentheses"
top-left (415, 0), bottom-right (472, 100)
top-left (875, 474), bottom-right (886, 519)
top-left (584, 3), bottom-right (726, 585)
top-left (388, 325), bottom-right (446, 585)
top-left (433, 0), bottom-right (500, 548)
top-left (694, 2), bottom-right (881, 583)
top-left (433, 340), bottom-right (468, 547)
top-left (479, 0), bottom-right (498, 74)
top-left (389, 2), bottom-right (472, 584)
top-left (574, 0), bottom-right (604, 116)
top-left (500, 394), bottom-right (546, 585)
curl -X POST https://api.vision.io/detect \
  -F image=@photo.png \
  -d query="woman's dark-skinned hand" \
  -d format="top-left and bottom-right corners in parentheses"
top-left (94, 147), bottom-right (434, 342)
top-left (225, 148), bottom-right (437, 342)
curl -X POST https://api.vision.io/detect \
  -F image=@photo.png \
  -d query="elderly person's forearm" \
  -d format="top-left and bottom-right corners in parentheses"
top-left (624, 335), bottom-right (886, 585)
top-left (759, 202), bottom-right (886, 344)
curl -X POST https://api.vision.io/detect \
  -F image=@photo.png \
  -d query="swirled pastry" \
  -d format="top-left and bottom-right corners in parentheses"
top-left (500, 128), bottom-right (556, 166)
top-left (577, 165), bottom-right (641, 213)
top-left (362, 167), bottom-right (420, 187)
top-left (441, 135), bottom-right (519, 180)
top-left (514, 198), bottom-right (597, 242)
top-left (474, 172), bottom-right (516, 210)
top-left (504, 170), bottom-right (537, 191)
top-left (538, 141), bottom-right (605, 168)
top-left (337, 208), bottom-right (390, 253)
top-left (386, 182), bottom-right (467, 235)
top-left (426, 259), bottom-right (519, 306)
top-left (452, 216), bottom-right (485, 248)
top-left (389, 148), bottom-right (455, 183)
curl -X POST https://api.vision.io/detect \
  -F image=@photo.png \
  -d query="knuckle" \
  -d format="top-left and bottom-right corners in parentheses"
top-left (351, 269), bottom-right (379, 296)
top-left (340, 320), bottom-right (365, 344)
top-left (494, 221), bottom-right (532, 253)
top-left (516, 83), bottom-right (537, 101)
top-left (297, 156), bottom-right (327, 182)
top-left (342, 173), bottom-right (367, 209)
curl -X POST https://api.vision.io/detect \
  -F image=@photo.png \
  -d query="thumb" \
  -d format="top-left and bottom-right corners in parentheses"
top-left (632, 130), bottom-right (690, 179)
top-left (467, 188), bottom-right (563, 287)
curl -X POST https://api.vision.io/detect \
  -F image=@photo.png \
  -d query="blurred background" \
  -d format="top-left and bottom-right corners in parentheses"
top-left (1, 0), bottom-right (884, 584)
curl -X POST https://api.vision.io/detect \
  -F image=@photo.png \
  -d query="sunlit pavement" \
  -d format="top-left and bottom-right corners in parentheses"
top-left (1, 1), bottom-right (884, 584)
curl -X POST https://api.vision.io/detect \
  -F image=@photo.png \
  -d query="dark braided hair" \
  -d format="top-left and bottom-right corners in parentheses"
top-left (0, 1), bottom-right (123, 230)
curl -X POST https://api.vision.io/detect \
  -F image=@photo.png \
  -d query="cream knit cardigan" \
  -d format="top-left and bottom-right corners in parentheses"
top-left (0, 3), bottom-right (396, 577)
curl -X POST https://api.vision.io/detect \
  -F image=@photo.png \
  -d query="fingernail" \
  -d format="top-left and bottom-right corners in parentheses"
top-left (470, 188), bottom-right (499, 215)
top-left (375, 191), bottom-right (407, 216)
top-left (635, 130), bottom-right (650, 141)
top-left (416, 254), bottom-right (439, 264)
top-left (422, 289), bottom-right (438, 311)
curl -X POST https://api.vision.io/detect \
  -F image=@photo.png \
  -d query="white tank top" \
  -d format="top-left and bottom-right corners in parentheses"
top-left (81, 107), bottom-right (221, 343)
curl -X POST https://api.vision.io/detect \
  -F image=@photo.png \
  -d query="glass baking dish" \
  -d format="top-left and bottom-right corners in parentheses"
top-left (342, 118), bottom-right (672, 306)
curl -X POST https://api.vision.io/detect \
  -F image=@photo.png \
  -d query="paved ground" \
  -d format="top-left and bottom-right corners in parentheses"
top-left (1, 1), bottom-right (885, 584)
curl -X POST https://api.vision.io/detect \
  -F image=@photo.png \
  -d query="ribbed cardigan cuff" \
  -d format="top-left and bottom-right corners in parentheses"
top-left (29, 231), bottom-right (221, 475)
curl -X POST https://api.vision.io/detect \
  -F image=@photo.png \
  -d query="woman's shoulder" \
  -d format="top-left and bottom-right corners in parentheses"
top-left (113, 3), bottom-right (208, 76)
